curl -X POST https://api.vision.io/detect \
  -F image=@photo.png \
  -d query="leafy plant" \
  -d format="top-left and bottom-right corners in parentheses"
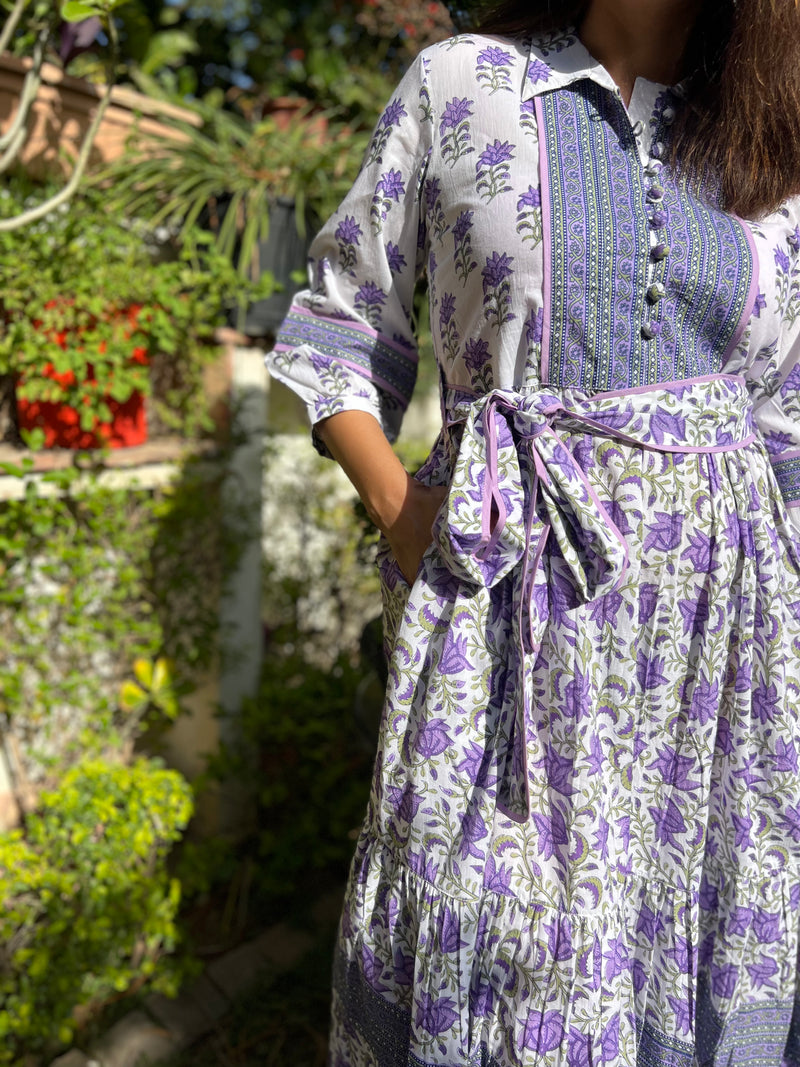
top-left (0, 179), bottom-right (273, 445)
top-left (0, 756), bottom-right (193, 1063)
top-left (103, 100), bottom-right (373, 277)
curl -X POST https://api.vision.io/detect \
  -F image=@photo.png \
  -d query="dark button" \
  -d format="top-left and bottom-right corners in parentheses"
top-left (661, 106), bottom-right (676, 125)
top-left (652, 243), bottom-right (670, 260)
top-left (647, 283), bottom-right (666, 303)
top-left (647, 185), bottom-right (665, 202)
top-left (650, 209), bottom-right (668, 228)
top-left (641, 321), bottom-right (661, 340)
top-left (645, 160), bottom-right (663, 177)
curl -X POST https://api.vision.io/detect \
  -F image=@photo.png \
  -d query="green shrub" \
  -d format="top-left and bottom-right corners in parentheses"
top-left (0, 757), bottom-right (193, 1062)
top-left (0, 177), bottom-right (272, 445)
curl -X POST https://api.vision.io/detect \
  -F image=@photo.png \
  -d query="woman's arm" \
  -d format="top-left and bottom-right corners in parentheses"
top-left (317, 409), bottom-right (447, 585)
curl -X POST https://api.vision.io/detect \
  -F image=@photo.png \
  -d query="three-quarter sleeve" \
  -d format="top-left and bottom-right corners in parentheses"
top-left (267, 53), bottom-right (433, 453)
top-left (744, 214), bottom-right (800, 536)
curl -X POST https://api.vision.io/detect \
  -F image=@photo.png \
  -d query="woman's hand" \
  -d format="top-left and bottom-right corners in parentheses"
top-left (315, 410), bottom-right (448, 585)
top-left (384, 477), bottom-right (448, 586)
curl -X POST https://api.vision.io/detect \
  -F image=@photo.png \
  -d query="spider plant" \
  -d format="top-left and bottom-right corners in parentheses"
top-left (101, 99), bottom-right (371, 278)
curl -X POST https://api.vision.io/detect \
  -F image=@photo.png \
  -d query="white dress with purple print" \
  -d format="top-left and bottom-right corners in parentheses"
top-left (268, 30), bottom-right (800, 1067)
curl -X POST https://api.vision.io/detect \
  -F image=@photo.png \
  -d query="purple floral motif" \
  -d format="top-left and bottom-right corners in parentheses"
top-left (469, 978), bottom-right (494, 1018)
top-left (385, 240), bottom-right (407, 275)
top-left (354, 280), bottom-right (386, 327)
top-left (439, 97), bottom-right (474, 167)
top-left (463, 336), bottom-right (491, 373)
top-left (747, 955), bottom-right (780, 990)
top-left (667, 995), bottom-right (692, 1036)
top-left (387, 783), bottom-right (424, 823)
top-left (414, 716), bottom-right (453, 757)
top-left (780, 360), bottom-right (800, 398)
top-left (539, 743), bottom-right (575, 796)
top-left (438, 905), bottom-right (464, 953)
top-left (407, 847), bottom-right (439, 883)
top-left (753, 291), bottom-right (767, 317)
top-left (483, 853), bottom-right (514, 896)
top-left (643, 511), bottom-right (684, 553)
top-left (601, 1014), bottom-right (620, 1060)
top-left (603, 935), bottom-right (628, 980)
top-left (763, 429), bottom-right (794, 455)
top-left (648, 744), bottom-right (701, 792)
top-left (650, 406), bottom-right (687, 444)
top-left (690, 674), bottom-right (720, 725)
top-left (393, 947), bottom-right (415, 987)
top-left (681, 530), bottom-right (718, 573)
top-left (711, 962), bottom-right (738, 999)
top-left (636, 650), bottom-right (670, 691)
top-left (520, 97), bottom-right (537, 136)
top-left (365, 96), bottom-right (408, 165)
top-left (774, 242), bottom-right (800, 325)
top-left (727, 906), bottom-right (753, 937)
top-left (361, 944), bottom-right (390, 992)
top-left (334, 214), bottom-right (362, 273)
top-left (521, 1008), bottom-right (565, 1053)
top-left (476, 139), bottom-right (516, 202)
top-left (773, 736), bottom-right (799, 773)
top-left (439, 291), bottom-right (457, 327)
top-left (564, 668), bottom-right (591, 720)
top-left (532, 807), bottom-right (568, 860)
top-left (587, 589), bottom-right (623, 629)
top-left (752, 680), bottom-right (780, 724)
top-left (415, 992), bottom-right (459, 1036)
top-left (779, 802), bottom-right (800, 842)
top-left (424, 176), bottom-right (448, 242)
top-left (648, 797), bottom-right (687, 849)
top-left (476, 45), bottom-right (514, 95)
top-left (482, 251), bottom-right (516, 330)
top-left (678, 586), bottom-right (710, 638)
top-left (370, 168), bottom-right (406, 234)
top-left (452, 209), bottom-right (477, 285)
top-left (459, 808), bottom-right (488, 860)
top-left (437, 290), bottom-right (460, 363)
top-left (526, 306), bottom-right (544, 348)
top-left (753, 908), bottom-right (782, 944)
top-left (516, 184), bottom-right (543, 245)
top-left (438, 626), bottom-right (471, 672)
top-left (567, 1028), bottom-right (591, 1067)
top-left (456, 742), bottom-right (496, 789)
top-left (527, 58), bottom-right (551, 84)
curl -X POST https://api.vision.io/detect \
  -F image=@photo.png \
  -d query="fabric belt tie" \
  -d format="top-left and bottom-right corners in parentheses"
top-left (433, 375), bottom-right (757, 821)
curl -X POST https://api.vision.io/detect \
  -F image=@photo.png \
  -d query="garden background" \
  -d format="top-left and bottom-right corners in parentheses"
top-left (0, 0), bottom-right (475, 1063)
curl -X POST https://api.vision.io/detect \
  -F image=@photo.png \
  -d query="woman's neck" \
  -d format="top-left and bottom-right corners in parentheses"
top-left (578, 0), bottom-right (703, 104)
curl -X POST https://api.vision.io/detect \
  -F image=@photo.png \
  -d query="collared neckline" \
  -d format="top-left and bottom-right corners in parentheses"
top-left (522, 29), bottom-right (618, 101)
top-left (521, 28), bottom-right (682, 109)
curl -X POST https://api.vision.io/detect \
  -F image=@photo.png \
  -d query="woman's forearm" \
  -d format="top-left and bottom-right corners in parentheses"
top-left (316, 410), bottom-right (447, 583)
top-left (317, 410), bottom-right (412, 531)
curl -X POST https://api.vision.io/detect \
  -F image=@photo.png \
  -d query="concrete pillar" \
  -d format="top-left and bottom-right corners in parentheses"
top-left (216, 345), bottom-right (268, 831)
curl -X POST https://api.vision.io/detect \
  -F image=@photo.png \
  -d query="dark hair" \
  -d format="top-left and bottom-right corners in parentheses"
top-left (474, 0), bottom-right (800, 218)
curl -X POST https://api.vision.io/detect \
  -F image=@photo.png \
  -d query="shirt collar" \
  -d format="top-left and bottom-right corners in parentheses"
top-left (522, 29), bottom-right (620, 101)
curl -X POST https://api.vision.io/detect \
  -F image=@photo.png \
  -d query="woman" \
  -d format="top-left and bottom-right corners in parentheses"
top-left (269, 0), bottom-right (800, 1062)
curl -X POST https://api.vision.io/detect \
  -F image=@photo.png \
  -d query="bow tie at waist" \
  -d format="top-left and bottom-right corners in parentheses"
top-left (432, 374), bottom-right (756, 821)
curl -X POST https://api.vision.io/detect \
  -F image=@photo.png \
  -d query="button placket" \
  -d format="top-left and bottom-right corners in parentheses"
top-left (641, 102), bottom-right (674, 344)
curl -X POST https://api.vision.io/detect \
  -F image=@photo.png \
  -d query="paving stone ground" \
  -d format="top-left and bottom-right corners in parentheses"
top-left (49, 890), bottom-right (342, 1067)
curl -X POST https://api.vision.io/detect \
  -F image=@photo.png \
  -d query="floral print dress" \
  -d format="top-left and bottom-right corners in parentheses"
top-left (268, 30), bottom-right (800, 1067)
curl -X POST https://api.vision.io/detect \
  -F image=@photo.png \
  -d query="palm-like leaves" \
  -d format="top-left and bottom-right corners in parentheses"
top-left (104, 101), bottom-right (370, 276)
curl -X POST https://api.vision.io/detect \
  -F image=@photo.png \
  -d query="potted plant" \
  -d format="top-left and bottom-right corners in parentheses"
top-left (0, 179), bottom-right (271, 449)
top-left (103, 97), bottom-right (374, 336)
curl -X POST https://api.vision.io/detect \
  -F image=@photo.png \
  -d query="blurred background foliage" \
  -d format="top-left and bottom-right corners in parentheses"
top-left (0, 0), bottom-right (479, 1058)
